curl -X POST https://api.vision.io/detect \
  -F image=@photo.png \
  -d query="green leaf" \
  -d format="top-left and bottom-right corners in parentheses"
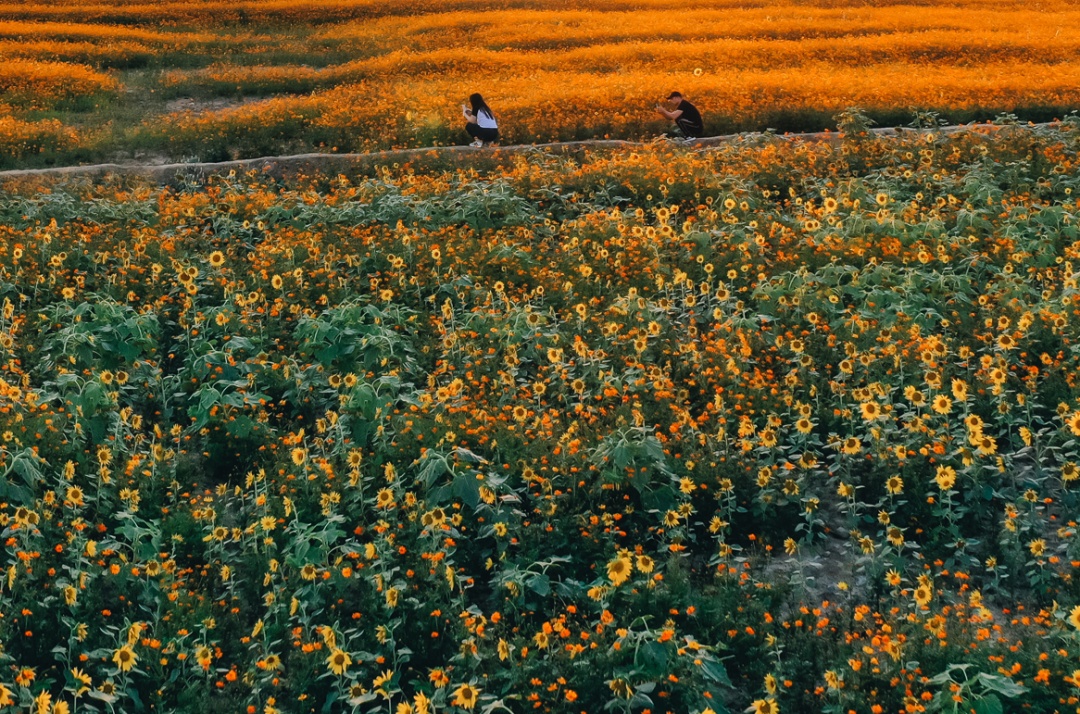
top-left (635, 641), bottom-right (668, 678)
top-left (971, 695), bottom-right (1003, 714)
top-left (525, 573), bottom-right (551, 597)
top-left (453, 473), bottom-right (481, 509)
top-left (973, 673), bottom-right (1025, 698)
top-left (700, 659), bottom-right (732, 688)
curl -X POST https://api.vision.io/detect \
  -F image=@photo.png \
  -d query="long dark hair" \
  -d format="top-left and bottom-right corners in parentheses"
top-left (469, 93), bottom-right (492, 118)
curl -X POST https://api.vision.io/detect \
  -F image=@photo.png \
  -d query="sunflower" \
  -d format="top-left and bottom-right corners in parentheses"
top-left (451, 683), bottom-right (480, 710)
top-left (860, 401), bottom-right (881, 420)
top-left (326, 648), bottom-right (351, 676)
top-left (607, 556), bottom-right (633, 586)
top-left (885, 569), bottom-right (902, 587)
top-left (975, 435), bottom-right (997, 456)
top-left (1067, 412), bottom-right (1080, 437)
top-left (195, 645), bottom-right (213, 670)
top-left (66, 486), bottom-right (85, 507)
top-left (71, 667), bottom-right (91, 695)
top-left (376, 488), bottom-right (396, 509)
top-left (841, 437), bottom-right (861, 455)
top-left (1062, 462), bottom-right (1078, 483)
top-left (291, 448), bottom-right (307, 465)
top-left (951, 379), bottom-right (969, 401)
top-left (608, 679), bottom-right (632, 699)
top-left (913, 585), bottom-right (932, 607)
top-left (751, 698), bottom-right (779, 714)
top-left (1070, 604), bottom-right (1080, 630)
top-left (635, 554), bottom-right (655, 573)
top-left (935, 465), bottom-right (956, 491)
top-left (373, 669), bottom-right (394, 690)
top-left (1028, 539), bottom-right (1046, 557)
top-left (931, 395), bottom-right (952, 414)
top-left (112, 645), bottom-right (137, 673)
top-left (208, 251), bottom-right (225, 267)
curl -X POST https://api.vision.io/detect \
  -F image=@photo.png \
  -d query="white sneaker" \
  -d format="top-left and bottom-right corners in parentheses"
top-left (470, 139), bottom-right (484, 147)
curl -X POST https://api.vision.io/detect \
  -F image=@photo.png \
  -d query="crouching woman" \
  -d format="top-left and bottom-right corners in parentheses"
top-left (463, 93), bottom-right (499, 147)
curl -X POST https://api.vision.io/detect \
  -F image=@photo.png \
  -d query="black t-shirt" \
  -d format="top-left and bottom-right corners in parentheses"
top-left (676, 100), bottom-right (703, 135)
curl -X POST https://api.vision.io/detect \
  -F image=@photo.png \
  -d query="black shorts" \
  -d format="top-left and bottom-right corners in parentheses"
top-left (675, 116), bottom-right (702, 138)
top-left (466, 123), bottom-right (499, 142)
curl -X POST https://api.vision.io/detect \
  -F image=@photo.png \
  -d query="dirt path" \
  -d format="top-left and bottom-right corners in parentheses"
top-left (0, 121), bottom-right (1052, 184)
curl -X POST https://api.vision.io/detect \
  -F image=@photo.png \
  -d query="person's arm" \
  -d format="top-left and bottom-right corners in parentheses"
top-left (655, 106), bottom-right (684, 120)
top-left (463, 105), bottom-right (478, 124)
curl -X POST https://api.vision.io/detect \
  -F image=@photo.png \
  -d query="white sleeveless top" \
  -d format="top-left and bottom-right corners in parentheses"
top-left (476, 108), bottom-right (497, 130)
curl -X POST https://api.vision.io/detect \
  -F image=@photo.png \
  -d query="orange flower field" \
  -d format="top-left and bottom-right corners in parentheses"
top-left (1, 117), bottom-right (1080, 713)
top-left (3, 0), bottom-right (1080, 165)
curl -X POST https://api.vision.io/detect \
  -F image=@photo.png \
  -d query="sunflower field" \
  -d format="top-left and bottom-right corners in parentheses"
top-left (0, 114), bottom-right (1078, 714)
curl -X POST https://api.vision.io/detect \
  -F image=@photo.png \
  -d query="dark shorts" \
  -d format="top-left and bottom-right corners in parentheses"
top-left (675, 117), bottom-right (703, 138)
top-left (466, 123), bottom-right (499, 142)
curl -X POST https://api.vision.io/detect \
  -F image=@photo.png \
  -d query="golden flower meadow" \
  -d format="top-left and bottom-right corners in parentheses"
top-left (3, 119), bottom-right (1080, 714)
top-left (7, 0), bottom-right (1080, 166)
